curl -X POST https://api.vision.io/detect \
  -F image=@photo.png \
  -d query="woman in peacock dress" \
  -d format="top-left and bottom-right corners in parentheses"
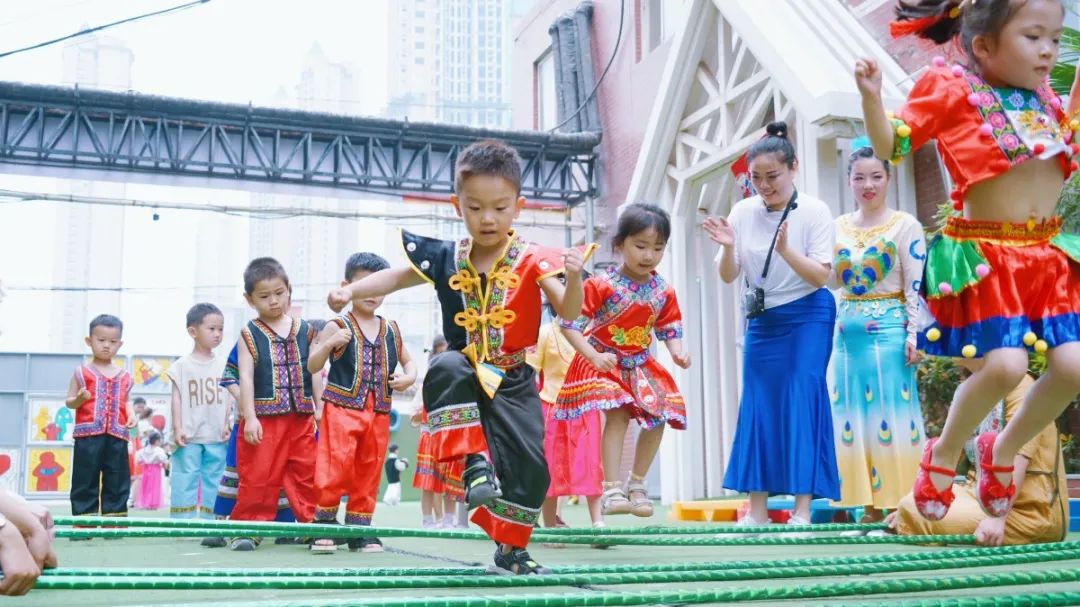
top-left (830, 143), bottom-right (927, 522)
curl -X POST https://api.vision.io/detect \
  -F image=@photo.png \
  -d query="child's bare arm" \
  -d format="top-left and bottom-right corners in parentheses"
top-left (238, 344), bottom-right (262, 445)
top-left (64, 374), bottom-right (87, 409)
top-left (328, 267), bottom-right (425, 312)
top-left (307, 323), bottom-right (348, 373)
top-left (170, 383), bottom-right (186, 447)
top-left (389, 345), bottom-right (419, 391)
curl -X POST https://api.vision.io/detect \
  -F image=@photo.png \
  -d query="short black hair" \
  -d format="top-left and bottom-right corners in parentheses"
top-left (747, 121), bottom-right (797, 169)
top-left (186, 303), bottom-right (223, 328)
top-left (612, 203), bottom-right (672, 249)
top-left (147, 432), bottom-right (162, 446)
top-left (847, 147), bottom-right (891, 177)
top-left (132, 397), bottom-right (147, 406)
top-left (345, 252), bottom-right (390, 281)
top-left (243, 257), bottom-right (290, 294)
top-left (455, 139), bottom-right (523, 195)
top-left (89, 314), bottom-right (123, 336)
top-left (388, 444), bottom-right (399, 453)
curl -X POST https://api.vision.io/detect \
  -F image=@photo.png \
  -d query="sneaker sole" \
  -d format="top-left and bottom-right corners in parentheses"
top-left (361, 546), bottom-right (384, 553)
top-left (466, 485), bottom-right (502, 510)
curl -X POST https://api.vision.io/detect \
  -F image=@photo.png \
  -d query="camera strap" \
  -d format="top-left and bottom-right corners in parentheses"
top-left (747, 190), bottom-right (798, 289)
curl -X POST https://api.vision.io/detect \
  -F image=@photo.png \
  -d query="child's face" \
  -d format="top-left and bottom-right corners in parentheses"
top-left (189, 313), bottom-right (224, 350)
top-left (451, 174), bottom-right (525, 250)
top-left (617, 227), bottom-right (667, 280)
top-left (974, 0), bottom-right (1063, 90)
top-left (244, 277), bottom-right (290, 320)
top-left (85, 325), bottom-right (123, 361)
top-left (345, 270), bottom-right (384, 314)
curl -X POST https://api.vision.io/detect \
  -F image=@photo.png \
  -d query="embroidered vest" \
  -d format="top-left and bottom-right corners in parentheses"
top-left (324, 315), bottom-right (400, 413)
top-left (72, 365), bottom-right (132, 440)
top-left (241, 318), bottom-right (315, 416)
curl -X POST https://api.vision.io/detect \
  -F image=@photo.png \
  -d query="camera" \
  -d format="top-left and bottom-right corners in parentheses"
top-left (743, 286), bottom-right (765, 319)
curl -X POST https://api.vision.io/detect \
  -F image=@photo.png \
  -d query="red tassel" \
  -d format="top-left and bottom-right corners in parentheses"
top-left (889, 14), bottom-right (945, 39)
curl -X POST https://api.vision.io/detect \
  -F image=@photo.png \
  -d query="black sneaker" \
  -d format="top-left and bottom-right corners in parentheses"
top-left (201, 536), bottom-right (227, 548)
top-left (462, 454), bottom-right (501, 510)
top-left (348, 537), bottom-right (384, 553)
top-left (274, 536), bottom-right (308, 545)
top-left (230, 537), bottom-right (258, 551)
top-left (492, 545), bottom-right (550, 575)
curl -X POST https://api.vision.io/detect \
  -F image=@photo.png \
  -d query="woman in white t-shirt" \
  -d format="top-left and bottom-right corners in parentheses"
top-left (704, 121), bottom-right (840, 530)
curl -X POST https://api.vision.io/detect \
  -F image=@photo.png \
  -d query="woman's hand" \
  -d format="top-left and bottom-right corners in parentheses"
top-left (854, 58), bottom-right (882, 99)
top-left (703, 216), bottom-right (735, 247)
top-left (904, 341), bottom-right (921, 366)
top-left (774, 221), bottom-right (790, 256)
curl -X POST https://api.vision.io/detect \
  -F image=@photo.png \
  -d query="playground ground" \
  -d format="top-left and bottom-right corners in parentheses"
top-left (13, 501), bottom-right (1080, 606)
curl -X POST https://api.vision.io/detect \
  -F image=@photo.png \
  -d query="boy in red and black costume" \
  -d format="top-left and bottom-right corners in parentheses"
top-left (231, 257), bottom-right (321, 551)
top-left (308, 252), bottom-right (417, 554)
top-left (65, 314), bottom-right (137, 523)
top-left (328, 140), bottom-right (592, 574)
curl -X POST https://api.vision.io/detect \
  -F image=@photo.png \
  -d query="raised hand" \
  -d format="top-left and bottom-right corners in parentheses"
top-left (327, 288), bottom-right (351, 313)
top-left (76, 388), bottom-right (92, 404)
top-left (703, 216), bottom-right (735, 247)
top-left (563, 247), bottom-right (585, 276)
top-left (854, 57), bottom-right (883, 98)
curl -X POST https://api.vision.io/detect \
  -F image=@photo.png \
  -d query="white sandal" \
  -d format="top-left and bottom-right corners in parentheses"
top-left (626, 476), bottom-right (653, 518)
top-left (601, 481), bottom-right (632, 515)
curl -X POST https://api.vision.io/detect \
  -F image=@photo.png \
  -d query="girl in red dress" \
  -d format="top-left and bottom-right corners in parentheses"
top-left (557, 204), bottom-right (691, 518)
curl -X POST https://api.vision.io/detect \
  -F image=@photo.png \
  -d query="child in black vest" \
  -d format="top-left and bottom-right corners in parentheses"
top-left (308, 253), bottom-right (417, 553)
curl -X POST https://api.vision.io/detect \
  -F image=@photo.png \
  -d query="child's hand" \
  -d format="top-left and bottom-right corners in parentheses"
top-left (125, 413), bottom-right (137, 429)
top-left (854, 58), bottom-right (882, 98)
top-left (410, 411), bottom-right (423, 427)
top-left (703, 217), bottom-right (735, 247)
top-left (327, 288), bottom-right (351, 313)
top-left (243, 417), bottom-right (263, 445)
top-left (222, 425), bottom-right (231, 441)
top-left (174, 430), bottom-right (188, 447)
top-left (328, 327), bottom-right (352, 349)
top-left (670, 348), bottom-right (692, 369)
top-left (76, 388), bottom-right (92, 404)
top-left (563, 248), bottom-right (585, 276)
top-left (388, 373), bottom-right (415, 392)
top-left (587, 352), bottom-right (618, 372)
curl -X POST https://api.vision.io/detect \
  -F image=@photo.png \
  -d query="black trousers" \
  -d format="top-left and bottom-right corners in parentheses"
top-left (71, 434), bottom-right (131, 516)
top-left (423, 351), bottom-right (549, 546)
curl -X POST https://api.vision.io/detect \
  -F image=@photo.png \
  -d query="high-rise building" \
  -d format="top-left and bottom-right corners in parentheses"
top-left (386, 0), bottom-right (514, 129)
top-left (47, 33), bottom-right (134, 352)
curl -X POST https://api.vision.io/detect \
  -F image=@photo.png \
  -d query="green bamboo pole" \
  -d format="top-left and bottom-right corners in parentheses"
top-left (861, 595), bottom-right (1080, 607)
top-left (29, 547), bottom-right (1080, 590)
top-left (37, 566), bottom-right (1080, 605)
top-left (55, 526), bottom-right (981, 545)
top-left (54, 516), bottom-right (888, 536)
top-left (43, 541), bottom-right (1078, 578)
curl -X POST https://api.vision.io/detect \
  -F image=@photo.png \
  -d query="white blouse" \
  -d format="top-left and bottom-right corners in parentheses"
top-left (716, 193), bottom-right (835, 309)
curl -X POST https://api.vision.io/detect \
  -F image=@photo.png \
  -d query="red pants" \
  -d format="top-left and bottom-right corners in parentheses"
top-left (314, 397), bottom-right (390, 526)
top-left (233, 413), bottom-right (316, 523)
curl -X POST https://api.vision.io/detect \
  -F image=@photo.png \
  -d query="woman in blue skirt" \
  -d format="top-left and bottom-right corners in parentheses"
top-left (704, 121), bottom-right (840, 530)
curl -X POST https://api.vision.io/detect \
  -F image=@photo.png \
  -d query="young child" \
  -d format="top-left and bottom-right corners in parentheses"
top-left (231, 257), bottom-right (320, 551)
top-left (206, 344), bottom-right (295, 548)
top-left (382, 444), bottom-right (408, 506)
top-left (307, 252), bottom-right (417, 553)
top-left (134, 432), bottom-right (168, 510)
top-left (858, 0), bottom-right (1080, 520)
top-left (529, 302), bottom-right (605, 532)
top-left (557, 204), bottom-right (690, 518)
top-left (411, 335), bottom-right (449, 528)
top-left (127, 396), bottom-right (147, 508)
top-left (167, 303), bottom-right (231, 519)
top-left (328, 139), bottom-right (589, 575)
top-left (65, 314), bottom-right (137, 523)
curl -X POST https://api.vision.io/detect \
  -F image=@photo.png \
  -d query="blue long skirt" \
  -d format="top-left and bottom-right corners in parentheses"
top-left (722, 288), bottom-right (840, 499)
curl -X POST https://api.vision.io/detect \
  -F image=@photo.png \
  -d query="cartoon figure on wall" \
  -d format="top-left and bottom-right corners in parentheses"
top-left (0, 450), bottom-right (20, 494)
top-left (132, 357), bottom-right (174, 392)
top-left (27, 399), bottom-right (74, 444)
top-left (25, 447), bottom-right (72, 494)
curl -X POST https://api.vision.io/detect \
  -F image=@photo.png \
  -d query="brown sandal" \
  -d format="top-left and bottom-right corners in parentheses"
top-left (601, 481), bottom-right (632, 515)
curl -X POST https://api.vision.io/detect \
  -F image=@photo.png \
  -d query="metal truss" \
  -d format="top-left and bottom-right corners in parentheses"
top-left (0, 82), bottom-right (599, 203)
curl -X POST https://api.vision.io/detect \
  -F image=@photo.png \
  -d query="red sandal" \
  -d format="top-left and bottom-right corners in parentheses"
top-left (913, 438), bottom-right (956, 521)
top-left (975, 432), bottom-right (1015, 518)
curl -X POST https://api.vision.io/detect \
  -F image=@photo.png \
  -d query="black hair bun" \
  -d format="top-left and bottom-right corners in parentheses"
top-left (766, 121), bottom-right (788, 139)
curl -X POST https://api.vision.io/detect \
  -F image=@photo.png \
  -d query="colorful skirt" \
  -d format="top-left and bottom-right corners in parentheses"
top-left (557, 350), bottom-right (686, 430)
top-left (919, 216), bottom-right (1080, 357)
top-left (723, 288), bottom-right (840, 500)
top-left (542, 399), bottom-right (603, 498)
top-left (438, 458), bottom-right (465, 502)
top-left (136, 462), bottom-right (163, 510)
top-left (831, 295), bottom-right (926, 509)
top-left (412, 425), bottom-right (445, 493)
